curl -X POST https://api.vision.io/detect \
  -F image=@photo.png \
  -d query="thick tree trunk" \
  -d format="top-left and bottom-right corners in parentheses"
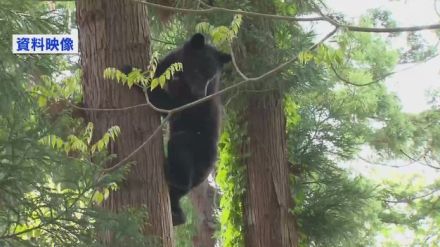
top-left (243, 94), bottom-right (297, 247)
top-left (190, 179), bottom-right (216, 247)
top-left (76, 0), bottom-right (173, 246)
top-left (232, 0), bottom-right (298, 244)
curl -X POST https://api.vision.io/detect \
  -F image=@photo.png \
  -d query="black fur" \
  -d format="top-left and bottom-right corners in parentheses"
top-left (147, 33), bottom-right (231, 225)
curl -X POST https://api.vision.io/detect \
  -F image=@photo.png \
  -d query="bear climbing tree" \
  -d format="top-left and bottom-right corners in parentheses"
top-left (144, 33), bottom-right (231, 225)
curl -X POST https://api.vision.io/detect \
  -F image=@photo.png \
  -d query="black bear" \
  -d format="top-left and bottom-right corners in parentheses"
top-left (147, 33), bottom-right (231, 225)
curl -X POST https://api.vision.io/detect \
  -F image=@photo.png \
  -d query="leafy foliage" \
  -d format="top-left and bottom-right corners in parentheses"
top-left (216, 113), bottom-right (246, 247)
top-left (39, 122), bottom-right (121, 155)
top-left (103, 56), bottom-right (183, 91)
top-left (400, 33), bottom-right (437, 64)
top-left (196, 14), bottom-right (242, 50)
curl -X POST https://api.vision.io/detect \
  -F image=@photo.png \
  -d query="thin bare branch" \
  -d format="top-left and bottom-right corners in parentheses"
top-left (344, 23), bottom-right (440, 33)
top-left (142, 88), bottom-right (170, 114)
top-left (42, 0), bottom-right (440, 33)
top-left (330, 64), bottom-right (394, 87)
top-left (357, 156), bottom-right (414, 168)
top-left (68, 102), bottom-right (149, 112)
top-left (313, 4), bottom-right (440, 33)
top-left (102, 114), bottom-right (171, 173)
top-left (138, 0), bottom-right (440, 33)
top-left (135, 0), bottom-right (325, 22)
top-left (384, 188), bottom-right (440, 204)
top-left (400, 149), bottom-right (440, 170)
top-left (230, 44), bottom-right (249, 80)
top-left (151, 37), bottom-right (177, 46)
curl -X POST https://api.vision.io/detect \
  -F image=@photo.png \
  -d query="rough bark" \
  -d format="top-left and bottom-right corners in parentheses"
top-left (76, 0), bottom-right (173, 246)
top-left (243, 94), bottom-right (298, 247)
top-left (230, 0), bottom-right (299, 244)
top-left (190, 179), bottom-right (216, 247)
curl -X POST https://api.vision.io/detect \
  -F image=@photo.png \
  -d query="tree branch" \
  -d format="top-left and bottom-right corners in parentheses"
top-left (384, 188), bottom-right (440, 204)
top-left (68, 102), bottom-right (149, 112)
top-left (230, 44), bottom-right (249, 80)
top-left (135, 0), bottom-right (325, 22)
top-left (330, 63), bottom-right (394, 87)
top-left (400, 149), bottom-right (440, 170)
top-left (151, 37), bottom-right (177, 46)
top-left (312, 4), bottom-right (440, 33)
top-left (42, 0), bottom-right (440, 33)
top-left (101, 114), bottom-right (171, 173)
top-left (357, 156), bottom-right (414, 168)
top-left (137, 0), bottom-right (440, 33)
top-left (342, 22), bottom-right (440, 33)
top-left (346, 23), bottom-right (440, 33)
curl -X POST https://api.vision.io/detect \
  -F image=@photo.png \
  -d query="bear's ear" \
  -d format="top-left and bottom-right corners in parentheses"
top-left (218, 52), bottom-right (232, 64)
top-left (190, 33), bottom-right (205, 49)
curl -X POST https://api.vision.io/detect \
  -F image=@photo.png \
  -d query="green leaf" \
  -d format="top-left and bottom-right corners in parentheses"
top-left (84, 122), bottom-right (94, 145)
top-left (150, 78), bottom-right (159, 90)
top-left (159, 75), bottom-right (166, 87)
top-left (38, 96), bottom-right (47, 107)
top-left (195, 22), bottom-right (214, 34)
top-left (103, 188), bottom-right (110, 200)
top-left (212, 26), bottom-right (230, 46)
top-left (298, 51), bottom-right (314, 64)
top-left (92, 191), bottom-right (104, 204)
top-left (107, 126), bottom-right (121, 140)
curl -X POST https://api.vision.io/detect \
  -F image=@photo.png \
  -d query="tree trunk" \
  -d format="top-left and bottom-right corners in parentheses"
top-left (190, 179), bottom-right (216, 247)
top-left (76, 0), bottom-right (173, 246)
top-left (232, 0), bottom-right (298, 244)
top-left (243, 94), bottom-right (298, 247)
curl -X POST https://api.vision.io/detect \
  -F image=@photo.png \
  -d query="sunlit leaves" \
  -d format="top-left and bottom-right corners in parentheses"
top-left (39, 134), bottom-right (65, 149)
top-left (83, 122), bottom-right (94, 145)
top-left (32, 69), bottom-right (82, 102)
top-left (92, 188), bottom-right (110, 205)
top-left (230, 14), bottom-right (242, 37)
top-left (195, 22), bottom-right (214, 35)
top-left (107, 15), bottom-right (243, 92)
top-left (216, 113), bottom-right (246, 247)
top-left (298, 50), bottom-right (314, 64)
top-left (346, 70), bottom-right (373, 84)
top-left (67, 134), bottom-right (88, 153)
top-left (38, 95), bottom-right (47, 107)
top-left (103, 61), bottom-right (182, 91)
top-left (104, 67), bottom-right (133, 87)
top-left (150, 62), bottom-right (183, 90)
top-left (91, 125), bottom-right (121, 154)
top-left (212, 26), bottom-right (232, 45)
top-left (196, 14), bottom-right (242, 50)
top-left (39, 122), bottom-right (121, 155)
top-left (314, 44), bottom-right (344, 65)
top-left (284, 96), bottom-right (301, 128)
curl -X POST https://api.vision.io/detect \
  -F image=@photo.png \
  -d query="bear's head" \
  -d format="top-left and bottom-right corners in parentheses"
top-left (181, 33), bottom-right (231, 98)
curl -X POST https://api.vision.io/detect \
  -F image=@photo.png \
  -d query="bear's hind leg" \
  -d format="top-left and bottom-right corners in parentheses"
top-left (166, 131), bottom-right (197, 225)
top-left (168, 186), bottom-right (187, 226)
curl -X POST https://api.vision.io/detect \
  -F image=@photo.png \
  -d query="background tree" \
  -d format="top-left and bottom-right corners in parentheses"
top-left (76, 0), bottom-right (173, 245)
